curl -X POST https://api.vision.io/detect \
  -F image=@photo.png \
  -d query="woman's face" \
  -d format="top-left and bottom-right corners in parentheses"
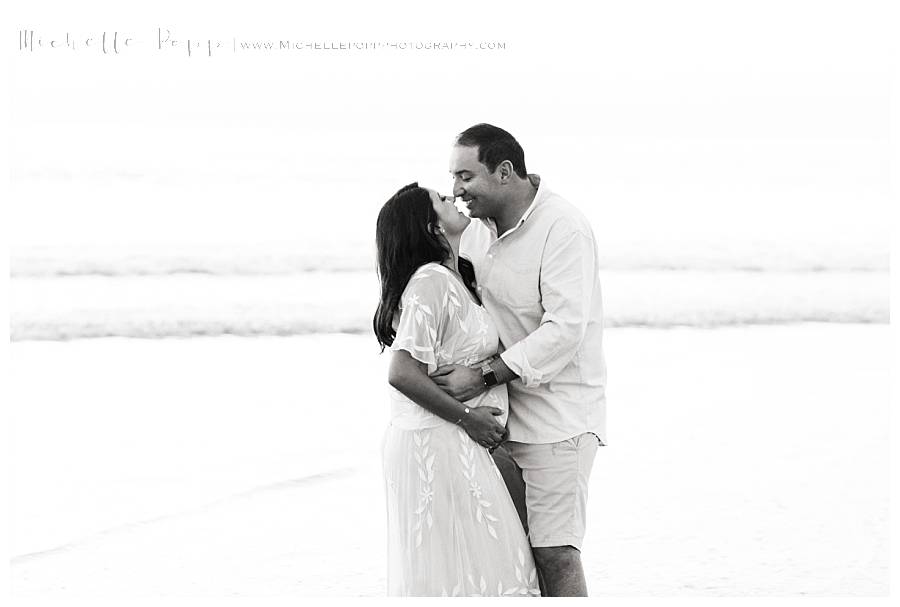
top-left (428, 189), bottom-right (470, 238)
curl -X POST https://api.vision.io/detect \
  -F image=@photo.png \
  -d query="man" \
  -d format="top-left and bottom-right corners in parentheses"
top-left (432, 123), bottom-right (607, 597)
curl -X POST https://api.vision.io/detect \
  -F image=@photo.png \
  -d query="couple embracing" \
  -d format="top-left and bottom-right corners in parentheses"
top-left (374, 124), bottom-right (607, 597)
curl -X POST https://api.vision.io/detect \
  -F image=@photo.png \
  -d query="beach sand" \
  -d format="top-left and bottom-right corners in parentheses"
top-left (9, 324), bottom-right (889, 596)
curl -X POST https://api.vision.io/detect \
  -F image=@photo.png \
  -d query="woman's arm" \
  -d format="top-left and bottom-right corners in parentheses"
top-left (388, 349), bottom-right (505, 449)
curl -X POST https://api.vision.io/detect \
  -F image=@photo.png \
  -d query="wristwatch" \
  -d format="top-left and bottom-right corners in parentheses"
top-left (481, 362), bottom-right (498, 387)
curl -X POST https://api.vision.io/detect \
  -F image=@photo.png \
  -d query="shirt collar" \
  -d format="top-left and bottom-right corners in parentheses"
top-left (518, 174), bottom-right (544, 226)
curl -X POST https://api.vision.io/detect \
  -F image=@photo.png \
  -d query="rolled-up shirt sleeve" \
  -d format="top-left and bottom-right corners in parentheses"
top-left (499, 221), bottom-right (596, 387)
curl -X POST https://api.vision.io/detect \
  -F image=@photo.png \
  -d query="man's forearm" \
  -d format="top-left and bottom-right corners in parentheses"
top-left (487, 355), bottom-right (519, 386)
top-left (431, 357), bottom-right (521, 401)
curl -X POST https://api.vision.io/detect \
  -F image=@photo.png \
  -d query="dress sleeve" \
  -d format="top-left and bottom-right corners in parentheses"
top-left (388, 267), bottom-right (448, 375)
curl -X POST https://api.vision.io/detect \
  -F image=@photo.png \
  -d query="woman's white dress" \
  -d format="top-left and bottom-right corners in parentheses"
top-left (384, 263), bottom-right (540, 597)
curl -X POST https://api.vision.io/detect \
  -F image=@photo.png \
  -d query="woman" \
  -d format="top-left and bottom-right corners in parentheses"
top-left (374, 183), bottom-right (540, 597)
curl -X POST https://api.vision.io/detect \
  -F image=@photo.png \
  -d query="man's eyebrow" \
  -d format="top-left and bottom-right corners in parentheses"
top-left (451, 169), bottom-right (473, 176)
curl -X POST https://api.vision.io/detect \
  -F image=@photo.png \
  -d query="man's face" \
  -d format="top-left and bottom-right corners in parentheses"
top-left (449, 144), bottom-right (501, 219)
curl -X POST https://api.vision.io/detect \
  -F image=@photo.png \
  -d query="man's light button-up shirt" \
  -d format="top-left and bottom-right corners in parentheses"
top-left (460, 175), bottom-right (607, 445)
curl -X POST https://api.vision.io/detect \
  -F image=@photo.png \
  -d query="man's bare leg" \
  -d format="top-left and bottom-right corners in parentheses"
top-left (532, 545), bottom-right (587, 597)
top-left (490, 445), bottom-right (528, 534)
top-left (492, 446), bottom-right (551, 594)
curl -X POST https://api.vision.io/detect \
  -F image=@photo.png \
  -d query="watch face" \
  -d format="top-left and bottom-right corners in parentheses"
top-left (482, 367), bottom-right (497, 386)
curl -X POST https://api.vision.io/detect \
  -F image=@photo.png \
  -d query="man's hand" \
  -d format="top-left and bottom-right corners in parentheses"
top-left (431, 364), bottom-right (486, 401)
top-left (459, 406), bottom-right (506, 450)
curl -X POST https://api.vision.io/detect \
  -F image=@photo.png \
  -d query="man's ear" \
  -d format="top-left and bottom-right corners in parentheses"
top-left (498, 160), bottom-right (514, 183)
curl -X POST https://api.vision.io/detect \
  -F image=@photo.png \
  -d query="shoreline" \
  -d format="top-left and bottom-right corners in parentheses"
top-left (11, 270), bottom-right (890, 341)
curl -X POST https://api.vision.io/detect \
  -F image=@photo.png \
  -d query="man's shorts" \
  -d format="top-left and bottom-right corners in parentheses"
top-left (504, 432), bottom-right (600, 550)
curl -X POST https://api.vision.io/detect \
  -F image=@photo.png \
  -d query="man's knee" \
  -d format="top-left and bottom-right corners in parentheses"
top-left (532, 545), bottom-right (587, 596)
top-left (532, 545), bottom-right (581, 572)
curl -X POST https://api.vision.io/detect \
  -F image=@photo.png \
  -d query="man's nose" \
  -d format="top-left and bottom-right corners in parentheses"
top-left (452, 183), bottom-right (465, 197)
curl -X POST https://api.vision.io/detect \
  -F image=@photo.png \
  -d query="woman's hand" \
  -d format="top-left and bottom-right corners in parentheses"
top-left (459, 406), bottom-right (507, 449)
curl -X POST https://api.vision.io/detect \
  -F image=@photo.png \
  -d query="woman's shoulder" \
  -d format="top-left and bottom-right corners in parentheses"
top-left (402, 262), bottom-right (451, 295)
top-left (409, 262), bottom-right (453, 282)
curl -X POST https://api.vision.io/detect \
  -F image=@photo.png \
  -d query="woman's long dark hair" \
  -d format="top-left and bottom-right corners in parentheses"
top-left (373, 183), bottom-right (449, 350)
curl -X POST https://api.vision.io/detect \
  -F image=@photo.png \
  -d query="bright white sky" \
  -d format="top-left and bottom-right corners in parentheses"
top-left (7, 0), bottom-right (893, 252)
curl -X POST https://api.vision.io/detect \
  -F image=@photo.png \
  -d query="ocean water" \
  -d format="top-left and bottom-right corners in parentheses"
top-left (9, 243), bottom-right (890, 341)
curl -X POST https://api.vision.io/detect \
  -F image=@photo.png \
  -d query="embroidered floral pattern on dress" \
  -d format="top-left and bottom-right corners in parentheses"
top-left (457, 428), bottom-right (499, 540)
top-left (412, 430), bottom-right (435, 548)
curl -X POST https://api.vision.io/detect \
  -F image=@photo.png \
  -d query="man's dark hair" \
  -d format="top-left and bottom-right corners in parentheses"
top-left (456, 123), bottom-right (528, 179)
